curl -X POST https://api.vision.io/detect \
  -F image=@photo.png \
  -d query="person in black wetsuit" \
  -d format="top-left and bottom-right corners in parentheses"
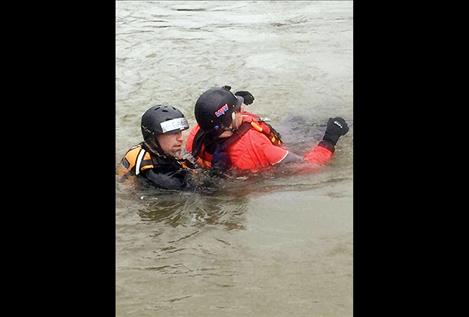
top-left (118, 104), bottom-right (197, 190)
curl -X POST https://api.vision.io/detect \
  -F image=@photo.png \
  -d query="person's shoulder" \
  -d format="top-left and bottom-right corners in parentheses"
top-left (230, 124), bottom-right (287, 168)
top-left (243, 127), bottom-right (272, 143)
top-left (121, 143), bottom-right (155, 175)
top-left (122, 143), bottom-right (144, 159)
top-left (230, 127), bottom-right (274, 154)
top-left (185, 124), bottom-right (200, 152)
top-left (118, 143), bottom-right (142, 176)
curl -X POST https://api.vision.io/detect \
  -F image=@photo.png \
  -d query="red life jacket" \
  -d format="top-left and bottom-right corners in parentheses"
top-left (187, 114), bottom-right (284, 169)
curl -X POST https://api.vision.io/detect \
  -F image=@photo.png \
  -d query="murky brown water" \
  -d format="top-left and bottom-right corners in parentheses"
top-left (116, 1), bottom-right (352, 316)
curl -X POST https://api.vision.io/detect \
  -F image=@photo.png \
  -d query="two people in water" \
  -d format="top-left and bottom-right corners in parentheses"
top-left (118, 85), bottom-right (349, 190)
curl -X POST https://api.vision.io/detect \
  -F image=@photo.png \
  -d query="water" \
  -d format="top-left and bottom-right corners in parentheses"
top-left (116, 1), bottom-right (353, 316)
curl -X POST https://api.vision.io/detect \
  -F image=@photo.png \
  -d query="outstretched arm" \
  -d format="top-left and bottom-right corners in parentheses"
top-left (276, 117), bottom-right (349, 169)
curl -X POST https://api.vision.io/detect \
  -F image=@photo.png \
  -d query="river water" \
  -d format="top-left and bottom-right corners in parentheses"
top-left (116, 1), bottom-right (353, 316)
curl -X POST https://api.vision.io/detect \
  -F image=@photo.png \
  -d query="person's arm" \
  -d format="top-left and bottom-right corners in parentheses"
top-left (275, 117), bottom-right (349, 168)
top-left (141, 169), bottom-right (188, 190)
top-left (304, 117), bottom-right (349, 164)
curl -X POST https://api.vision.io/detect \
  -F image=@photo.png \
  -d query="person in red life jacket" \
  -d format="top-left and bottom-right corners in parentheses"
top-left (185, 86), bottom-right (349, 175)
top-left (117, 104), bottom-right (198, 190)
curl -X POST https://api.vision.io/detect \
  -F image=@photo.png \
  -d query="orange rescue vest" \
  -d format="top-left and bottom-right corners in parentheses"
top-left (195, 116), bottom-right (283, 168)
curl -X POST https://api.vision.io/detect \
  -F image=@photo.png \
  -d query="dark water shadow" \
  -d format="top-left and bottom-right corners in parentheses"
top-left (174, 8), bottom-right (207, 12)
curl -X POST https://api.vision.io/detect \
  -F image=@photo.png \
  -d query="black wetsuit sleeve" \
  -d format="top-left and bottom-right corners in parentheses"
top-left (141, 169), bottom-right (187, 190)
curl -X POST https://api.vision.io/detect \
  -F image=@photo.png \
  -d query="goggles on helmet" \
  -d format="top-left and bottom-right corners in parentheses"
top-left (160, 117), bottom-right (189, 133)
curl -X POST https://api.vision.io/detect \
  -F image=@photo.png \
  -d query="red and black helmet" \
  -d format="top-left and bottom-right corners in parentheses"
top-left (194, 87), bottom-right (243, 134)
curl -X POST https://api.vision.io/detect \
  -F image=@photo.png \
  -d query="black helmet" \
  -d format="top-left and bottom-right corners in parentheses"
top-left (141, 104), bottom-right (189, 152)
top-left (194, 87), bottom-right (243, 134)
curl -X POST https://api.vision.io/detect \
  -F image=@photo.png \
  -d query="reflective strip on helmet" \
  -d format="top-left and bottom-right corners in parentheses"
top-left (135, 148), bottom-right (146, 175)
top-left (160, 118), bottom-right (189, 133)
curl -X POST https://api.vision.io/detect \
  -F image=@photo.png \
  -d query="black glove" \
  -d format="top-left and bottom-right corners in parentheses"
top-left (320, 117), bottom-right (349, 148)
top-left (234, 91), bottom-right (255, 105)
top-left (222, 85), bottom-right (232, 91)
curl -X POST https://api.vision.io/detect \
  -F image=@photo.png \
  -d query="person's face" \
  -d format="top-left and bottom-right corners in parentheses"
top-left (157, 130), bottom-right (183, 158)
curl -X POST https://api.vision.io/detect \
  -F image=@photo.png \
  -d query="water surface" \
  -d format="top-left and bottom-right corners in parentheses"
top-left (116, 1), bottom-right (353, 316)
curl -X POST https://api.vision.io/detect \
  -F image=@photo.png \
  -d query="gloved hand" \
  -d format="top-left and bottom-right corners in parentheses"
top-left (234, 91), bottom-right (255, 105)
top-left (321, 117), bottom-right (349, 147)
top-left (222, 85), bottom-right (232, 91)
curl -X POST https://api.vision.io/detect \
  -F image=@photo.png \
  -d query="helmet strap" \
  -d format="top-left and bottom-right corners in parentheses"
top-left (144, 134), bottom-right (166, 157)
